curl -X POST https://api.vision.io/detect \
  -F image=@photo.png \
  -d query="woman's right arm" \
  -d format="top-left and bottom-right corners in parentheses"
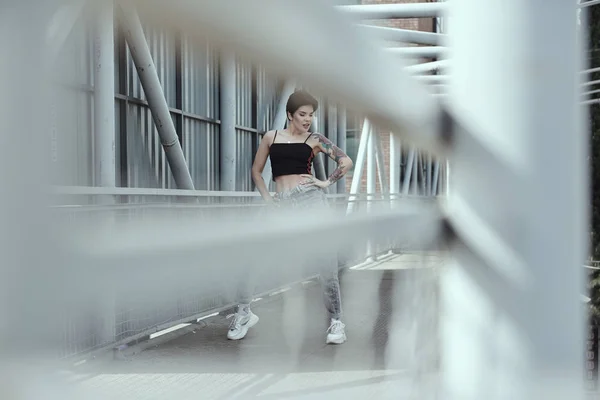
top-left (251, 130), bottom-right (275, 202)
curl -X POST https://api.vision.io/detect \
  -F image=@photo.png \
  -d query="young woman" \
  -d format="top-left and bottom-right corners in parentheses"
top-left (227, 90), bottom-right (353, 345)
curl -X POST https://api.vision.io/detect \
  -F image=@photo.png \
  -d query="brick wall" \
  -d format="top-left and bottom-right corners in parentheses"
top-left (345, 0), bottom-right (436, 194)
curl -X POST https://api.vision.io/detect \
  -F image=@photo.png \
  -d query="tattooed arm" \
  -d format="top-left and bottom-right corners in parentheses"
top-left (312, 133), bottom-right (353, 187)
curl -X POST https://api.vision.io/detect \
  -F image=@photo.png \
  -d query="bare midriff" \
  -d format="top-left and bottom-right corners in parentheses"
top-left (274, 174), bottom-right (307, 193)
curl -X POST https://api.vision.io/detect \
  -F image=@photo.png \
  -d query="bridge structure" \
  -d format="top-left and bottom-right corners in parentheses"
top-left (0, 1), bottom-right (592, 399)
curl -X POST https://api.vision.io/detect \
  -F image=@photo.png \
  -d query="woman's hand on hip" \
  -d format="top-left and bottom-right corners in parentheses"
top-left (299, 174), bottom-right (329, 189)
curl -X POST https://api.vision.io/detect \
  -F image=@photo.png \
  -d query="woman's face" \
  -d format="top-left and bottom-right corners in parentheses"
top-left (288, 105), bottom-right (314, 133)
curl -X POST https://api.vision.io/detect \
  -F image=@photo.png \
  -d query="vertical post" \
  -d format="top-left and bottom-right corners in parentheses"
top-left (445, 159), bottom-right (450, 197)
top-left (431, 160), bottom-right (440, 196)
top-left (93, 0), bottom-right (117, 349)
top-left (117, 1), bottom-right (194, 190)
top-left (390, 132), bottom-right (401, 204)
top-left (346, 118), bottom-right (371, 214)
top-left (94, 0), bottom-right (116, 190)
top-left (219, 50), bottom-right (236, 191)
top-left (366, 127), bottom-right (376, 203)
top-left (426, 153), bottom-right (432, 196)
top-left (336, 105), bottom-right (347, 193)
top-left (373, 131), bottom-right (389, 200)
top-left (410, 150), bottom-right (419, 196)
top-left (401, 147), bottom-right (415, 196)
top-left (366, 127), bottom-right (376, 261)
top-left (445, 1), bottom-right (585, 399)
top-left (417, 152), bottom-right (426, 195)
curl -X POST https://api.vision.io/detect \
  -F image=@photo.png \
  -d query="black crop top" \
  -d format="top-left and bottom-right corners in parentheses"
top-left (269, 131), bottom-right (315, 178)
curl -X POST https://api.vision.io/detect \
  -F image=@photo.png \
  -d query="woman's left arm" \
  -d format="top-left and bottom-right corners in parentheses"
top-left (301, 133), bottom-right (353, 188)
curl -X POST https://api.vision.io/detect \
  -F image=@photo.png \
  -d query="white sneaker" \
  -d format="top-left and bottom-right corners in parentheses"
top-left (227, 310), bottom-right (259, 340)
top-left (326, 319), bottom-right (347, 344)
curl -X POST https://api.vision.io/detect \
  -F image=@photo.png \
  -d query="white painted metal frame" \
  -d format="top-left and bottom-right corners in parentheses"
top-left (443, 1), bottom-right (585, 399)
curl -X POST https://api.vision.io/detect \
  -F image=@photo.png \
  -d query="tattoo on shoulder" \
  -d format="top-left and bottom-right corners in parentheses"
top-left (312, 133), bottom-right (347, 162)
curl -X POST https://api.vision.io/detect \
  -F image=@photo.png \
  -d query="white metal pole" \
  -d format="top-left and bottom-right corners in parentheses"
top-left (416, 75), bottom-right (447, 83)
top-left (367, 127), bottom-right (376, 203)
top-left (219, 50), bottom-right (236, 191)
top-left (389, 132), bottom-right (401, 203)
top-left (117, 0), bottom-right (195, 190)
top-left (93, 0), bottom-right (116, 189)
top-left (445, 1), bottom-right (585, 399)
top-left (401, 147), bottom-right (415, 196)
top-left (373, 130), bottom-right (389, 199)
top-left (385, 46), bottom-right (447, 59)
top-left (410, 150), bottom-right (419, 196)
top-left (405, 59), bottom-right (449, 74)
top-left (580, 0), bottom-right (600, 8)
top-left (92, 1), bottom-right (118, 350)
top-left (366, 127), bottom-right (376, 261)
top-left (337, 3), bottom-right (446, 19)
top-left (426, 153), bottom-right (432, 196)
top-left (359, 24), bottom-right (444, 46)
top-left (431, 160), bottom-right (440, 196)
top-left (346, 119), bottom-right (371, 214)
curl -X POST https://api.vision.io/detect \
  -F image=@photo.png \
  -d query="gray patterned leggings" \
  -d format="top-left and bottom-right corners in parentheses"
top-left (239, 184), bottom-right (343, 320)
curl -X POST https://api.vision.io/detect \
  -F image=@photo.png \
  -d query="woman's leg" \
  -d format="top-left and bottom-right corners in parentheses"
top-left (319, 267), bottom-right (342, 320)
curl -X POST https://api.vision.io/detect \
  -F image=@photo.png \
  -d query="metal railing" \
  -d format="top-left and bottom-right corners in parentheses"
top-left (52, 188), bottom-right (440, 359)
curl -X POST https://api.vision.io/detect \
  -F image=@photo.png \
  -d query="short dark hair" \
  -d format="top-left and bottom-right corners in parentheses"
top-left (286, 90), bottom-right (318, 120)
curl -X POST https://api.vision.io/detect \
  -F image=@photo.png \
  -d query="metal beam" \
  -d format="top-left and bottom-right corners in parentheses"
top-left (581, 78), bottom-right (600, 87)
top-left (366, 126), bottom-right (376, 261)
top-left (445, 0), bottom-right (585, 398)
top-left (373, 130), bottom-right (389, 199)
top-left (116, 1), bottom-right (195, 190)
top-left (389, 132), bottom-right (400, 197)
top-left (337, 3), bottom-right (446, 19)
top-left (410, 149), bottom-right (419, 195)
top-left (385, 45), bottom-right (447, 59)
top-left (401, 147), bottom-right (415, 196)
top-left (367, 128), bottom-right (376, 204)
top-left (405, 59), bottom-right (449, 74)
top-left (93, 0), bottom-right (116, 190)
top-left (581, 88), bottom-right (600, 97)
top-left (92, 0), bottom-right (117, 348)
top-left (416, 74), bottom-right (446, 83)
top-left (219, 50), bottom-right (236, 191)
top-left (580, 66), bottom-right (600, 75)
top-left (347, 119), bottom-right (371, 214)
top-left (426, 153), bottom-right (432, 196)
top-left (582, 98), bottom-right (600, 105)
top-left (431, 160), bottom-right (440, 196)
top-left (580, 0), bottom-right (600, 7)
top-left (359, 24), bottom-right (445, 46)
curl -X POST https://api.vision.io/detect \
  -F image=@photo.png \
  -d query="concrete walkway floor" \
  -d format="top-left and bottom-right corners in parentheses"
top-left (66, 253), bottom-right (445, 400)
